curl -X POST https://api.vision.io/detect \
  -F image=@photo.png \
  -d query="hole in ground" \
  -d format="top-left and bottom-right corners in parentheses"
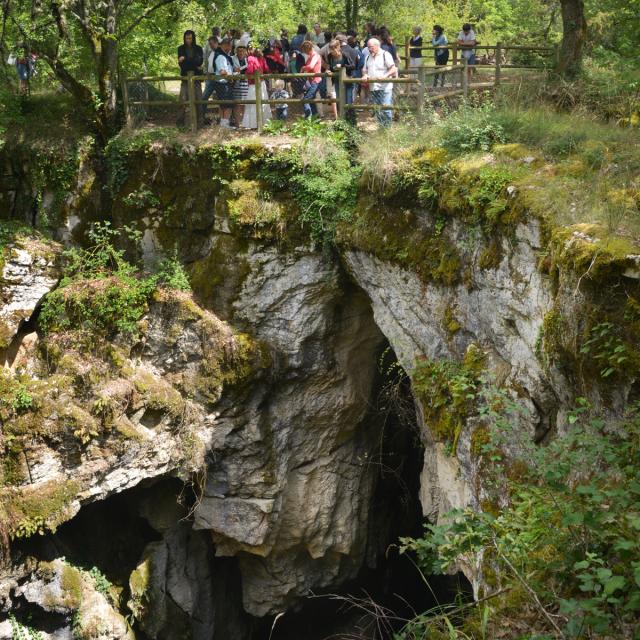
top-left (253, 345), bottom-right (473, 640)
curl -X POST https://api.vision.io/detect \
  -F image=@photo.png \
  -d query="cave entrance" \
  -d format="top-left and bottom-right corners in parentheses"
top-left (253, 345), bottom-right (472, 640)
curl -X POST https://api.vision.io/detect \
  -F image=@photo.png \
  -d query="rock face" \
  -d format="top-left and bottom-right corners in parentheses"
top-left (2, 139), bottom-right (637, 639)
top-left (0, 237), bottom-right (60, 350)
top-left (343, 218), bottom-right (559, 522)
top-left (2, 559), bottom-right (132, 640)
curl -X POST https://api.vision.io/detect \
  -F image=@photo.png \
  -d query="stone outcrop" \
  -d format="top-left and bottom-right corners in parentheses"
top-left (343, 218), bottom-right (558, 521)
top-left (0, 236), bottom-right (60, 350)
top-left (2, 137), bottom-right (638, 639)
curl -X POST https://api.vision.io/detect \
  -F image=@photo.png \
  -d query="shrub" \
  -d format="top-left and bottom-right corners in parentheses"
top-left (438, 104), bottom-right (508, 152)
top-left (399, 396), bottom-right (640, 639)
top-left (259, 135), bottom-right (360, 246)
top-left (39, 222), bottom-right (155, 337)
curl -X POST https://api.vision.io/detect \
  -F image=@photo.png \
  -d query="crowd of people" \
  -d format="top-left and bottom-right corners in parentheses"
top-left (176, 21), bottom-right (477, 129)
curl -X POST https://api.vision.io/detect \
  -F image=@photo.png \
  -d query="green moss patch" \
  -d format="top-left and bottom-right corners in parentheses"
top-left (0, 479), bottom-right (79, 541)
top-left (412, 344), bottom-right (486, 451)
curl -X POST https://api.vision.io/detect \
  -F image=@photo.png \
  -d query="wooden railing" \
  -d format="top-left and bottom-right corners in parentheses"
top-left (401, 38), bottom-right (557, 70)
top-left (122, 45), bottom-right (553, 133)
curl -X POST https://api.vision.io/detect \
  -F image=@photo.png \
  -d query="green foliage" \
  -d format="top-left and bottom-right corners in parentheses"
top-left (412, 345), bottom-right (486, 451)
top-left (105, 128), bottom-right (179, 195)
top-left (400, 397), bottom-right (640, 639)
top-left (9, 616), bottom-right (43, 640)
top-left (579, 321), bottom-right (629, 379)
top-left (259, 134), bottom-right (360, 246)
top-left (122, 184), bottom-right (161, 209)
top-left (0, 88), bottom-right (25, 150)
top-left (0, 372), bottom-right (36, 422)
top-left (39, 222), bottom-right (155, 337)
top-left (155, 252), bottom-right (192, 292)
top-left (11, 384), bottom-right (33, 412)
top-left (439, 105), bottom-right (508, 153)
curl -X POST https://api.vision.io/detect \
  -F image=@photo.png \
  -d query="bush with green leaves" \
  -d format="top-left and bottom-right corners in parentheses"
top-left (399, 395), bottom-right (640, 639)
top-left (438, 104), bottom-right (508, 153)
top-left (39, 222), bottom-right (155, 337)
top-left (258, 133), bottom-right (360, 246)
top-left (39, 222), bottom-right (190, 338)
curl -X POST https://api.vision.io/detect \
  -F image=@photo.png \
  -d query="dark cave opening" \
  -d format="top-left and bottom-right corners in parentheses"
top-left (18, 479), bottom-right (170, 586)
top-left (7, 342), bottom-right (472, 640)
top-left (252, 345), bottom-right (473, 640)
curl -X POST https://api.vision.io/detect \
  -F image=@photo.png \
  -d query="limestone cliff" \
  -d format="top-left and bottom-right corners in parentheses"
top-left (0, 133), bottom-right (638, 638)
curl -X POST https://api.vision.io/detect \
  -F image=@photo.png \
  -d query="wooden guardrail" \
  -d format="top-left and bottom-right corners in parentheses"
top-left (122, 45), bottom-right (552, 133)
top-left (401, 39), bottom-right (557, 70)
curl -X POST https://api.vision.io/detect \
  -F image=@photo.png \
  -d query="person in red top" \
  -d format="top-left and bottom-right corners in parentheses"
top-left (242, 47), bottom-right (271, 128)
top-left (264, 40), bottom-right (286, 73)
top-left (300, 40), bottom-right (322, 118)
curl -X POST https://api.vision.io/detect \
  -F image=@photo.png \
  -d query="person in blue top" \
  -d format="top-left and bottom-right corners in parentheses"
top-left (431, 25), bottom-right (449, 87)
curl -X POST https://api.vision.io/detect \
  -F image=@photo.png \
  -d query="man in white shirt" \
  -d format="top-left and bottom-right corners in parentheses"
top-left (457, 23), bottom-right (477, 65)
top-left (362, 37), bottom-right (397, 126)
top-left (203, 37), bottom-right (234, 127)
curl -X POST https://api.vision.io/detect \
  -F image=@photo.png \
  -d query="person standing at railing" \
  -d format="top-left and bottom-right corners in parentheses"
top-left (212, 37), bottom-right (234, 128)
top-left (336, 35), bottom-right (358, 124)
top-left (380, 29), bottom-right (399, 65)
top-left (409, 27), bottom-right (423, 68)
top-left (177, 30), bottom-right (204, 128)
top-left (241, 47), bottom-right (271, 129)
top-left (300, 40), bottom-right (322, 118)
top-left (432, 25), bottom-right (449, 87)
top-left (311, 23), bottom-right (325, 46)
top-left (232, 45), bottom-right (249, 127)
top-left (362, 37), bottom-right (397, 127)
top-left (457, 23), bottom-right (477, 78)
top-left (202, 36), bottom-right (219, 123)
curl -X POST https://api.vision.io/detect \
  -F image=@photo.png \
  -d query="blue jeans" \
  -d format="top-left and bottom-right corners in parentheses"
top-left (335, 82), bottom-right (356, 124)
top-left (370, 89), bottom-right (393, 126)
top-left (303, 82), bottom-right (320, 118)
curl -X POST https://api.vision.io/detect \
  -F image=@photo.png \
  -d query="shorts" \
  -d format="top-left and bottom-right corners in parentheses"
top-left (214, 82), bottom-right (232, 101)
top-left (464, 54), bottom-right (476, 65)
top-left (17, 63), bottom-right (29, 81)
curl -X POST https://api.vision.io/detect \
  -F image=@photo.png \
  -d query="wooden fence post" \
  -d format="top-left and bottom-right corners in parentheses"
top-left (187, 72), bottom-right (198, 133)
top-left (452, 42), bottom-right (458, 66)
top-left (255, 71), bottom-right (263, 133)
top-left (416, 66), bottom-right (426, 118)
top-left (404, 36), bottom-right (410, 71)
top-left (121, 77), bottom-right (131, 128)
top-left (495, 41), bottom-right (502, 87)
top-left (462, 58), bottom-right (469, 99)
top-left (337, 68), bottom-right (346, 119)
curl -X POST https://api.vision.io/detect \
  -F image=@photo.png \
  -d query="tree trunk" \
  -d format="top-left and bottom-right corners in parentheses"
top-left (558, 0), bottom-right (587, 77)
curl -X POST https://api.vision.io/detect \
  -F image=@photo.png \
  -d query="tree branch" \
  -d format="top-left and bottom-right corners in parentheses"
top-left (119, 0), bottom-right (177, 40)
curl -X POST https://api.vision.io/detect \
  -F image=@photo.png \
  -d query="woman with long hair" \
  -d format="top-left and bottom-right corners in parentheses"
top-left (242, 46), bottom-right (272, 128)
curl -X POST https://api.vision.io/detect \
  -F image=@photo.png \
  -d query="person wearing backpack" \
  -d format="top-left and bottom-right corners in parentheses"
top-left (362, 37), bottom-right (397, 127)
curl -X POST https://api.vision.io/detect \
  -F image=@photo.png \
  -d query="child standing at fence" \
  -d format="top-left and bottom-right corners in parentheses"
top-left (270, 80), bottom-right (289, 120)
